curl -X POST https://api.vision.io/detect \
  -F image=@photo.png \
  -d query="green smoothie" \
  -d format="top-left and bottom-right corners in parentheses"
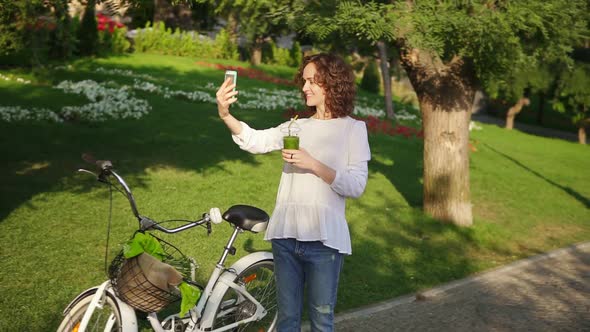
top-left (283, 136), bottom-right (299, 150)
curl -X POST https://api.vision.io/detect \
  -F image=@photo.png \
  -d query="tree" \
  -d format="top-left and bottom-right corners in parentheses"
top-left (195, 0), bottom-right (292, 65)
top-left (0, 0), bottom-right (53, 64)
top-left (553, 62), bottom-right (590, 144)
top-left (293, 0), bottom-right (589, 226)
top-left (78, 0), bottom-right (99, 56)
top-left (360, 59), bottom-right (380, 93)
top-left (294, 1), bottom-right (397, 118)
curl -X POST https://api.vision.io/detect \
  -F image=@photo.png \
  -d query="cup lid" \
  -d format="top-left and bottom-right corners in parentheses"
top-left (280, 121), bottom-right (301, 135)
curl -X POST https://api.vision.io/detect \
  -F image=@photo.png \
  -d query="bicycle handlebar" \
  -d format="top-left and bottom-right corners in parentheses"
top-left (78, 154), bottom-right (222, 235)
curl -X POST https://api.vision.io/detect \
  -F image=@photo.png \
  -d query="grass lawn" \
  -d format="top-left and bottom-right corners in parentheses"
top-left (0, 53), bottom-right (588, 331)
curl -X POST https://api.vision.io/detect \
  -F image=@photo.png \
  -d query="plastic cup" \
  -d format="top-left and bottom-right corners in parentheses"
top-left (281, 121), bottom-right (301, 150)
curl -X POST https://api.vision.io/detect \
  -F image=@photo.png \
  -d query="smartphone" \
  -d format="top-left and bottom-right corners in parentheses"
top-left (225, 70), bottom-right (237, 91)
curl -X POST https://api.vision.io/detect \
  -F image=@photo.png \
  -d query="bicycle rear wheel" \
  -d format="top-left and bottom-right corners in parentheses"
top-left (212, 260), bottom-right (277, 332)
top-left (57, 290), bottom-right (122, 332)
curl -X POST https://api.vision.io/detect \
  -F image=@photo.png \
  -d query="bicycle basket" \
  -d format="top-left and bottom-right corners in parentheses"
top-left (108, 234), bottom-right (193, 313)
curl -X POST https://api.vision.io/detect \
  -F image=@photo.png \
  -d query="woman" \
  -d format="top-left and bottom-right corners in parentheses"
top-left (216, 53), bottom-right (371, 331)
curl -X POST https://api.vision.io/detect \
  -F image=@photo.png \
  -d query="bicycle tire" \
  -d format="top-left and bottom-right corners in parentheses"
top-left (211, 260), bottom-right (277, 332)
top-left (57, 290), bottom-right (123, 332)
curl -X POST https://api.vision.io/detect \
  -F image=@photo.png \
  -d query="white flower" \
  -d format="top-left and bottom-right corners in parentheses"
top-left (469, 121), bottom-right (482, 131)
top-left (0, 106), bottom-right (62, 122)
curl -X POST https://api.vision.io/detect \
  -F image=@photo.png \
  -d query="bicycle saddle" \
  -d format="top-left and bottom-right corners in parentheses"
top-left (222, 205), bottom-right (269, 233)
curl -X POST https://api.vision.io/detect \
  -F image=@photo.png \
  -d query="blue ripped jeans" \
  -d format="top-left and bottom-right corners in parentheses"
top-left (271, 238), bottom-right (344, 332)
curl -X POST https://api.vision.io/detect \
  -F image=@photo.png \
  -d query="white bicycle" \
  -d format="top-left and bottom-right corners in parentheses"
top-left (57, 156), bottom-right (277, 332)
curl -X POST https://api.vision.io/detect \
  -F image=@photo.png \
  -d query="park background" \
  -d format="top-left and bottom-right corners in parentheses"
top-left (0, 1), bottom-right (588, 331)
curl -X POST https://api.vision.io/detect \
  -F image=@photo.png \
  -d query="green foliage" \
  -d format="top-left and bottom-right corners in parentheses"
top-left (360, 60), bottom-right (380, 93)
top-left (0, 0), bottom-right (78, 65)
top-left (78, 0), bottom-right (98, 56)
top-left (48, 0), bottom-right (75, 60)
top-left (290, 41), bottom-right (302, 68)
top-left (98, 27), bottom-right (130, 56)
top-left (553, 62), bottom-right (590, 126)
top-left (214, 28), bottom-right (239, 60)
top-left (293, 0), bottom-right (589, 91)
top-left (198, 0), bottom-right (293, 61)
top-left (486, 62), bottom-right (555, 102)
top-left (0, 1), bottom-right (39, 56)
top-left (132, 22), bottom-right (240, 60)
top-left (260, 40), bottom-right (303, 68)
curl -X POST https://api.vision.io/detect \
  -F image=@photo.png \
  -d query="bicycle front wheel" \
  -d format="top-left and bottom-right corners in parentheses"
top-left (57, 290), bottom-right (122, 332)
top-left (212, 260), bottom-right (277, 332)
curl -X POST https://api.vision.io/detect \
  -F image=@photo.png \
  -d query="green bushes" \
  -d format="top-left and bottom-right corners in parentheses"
top-left (98, 27), bottom-right (130, 56)
top-left (261, 40), bottom-right (302, 67)
top-left (132, 22), bottom-right (238, 60)
top-left (78, 0), bottom-right (98, 56)
top-left (360, 60), bottom-right (381, 93)
top-left (214, 28), bottom-right (239, 60)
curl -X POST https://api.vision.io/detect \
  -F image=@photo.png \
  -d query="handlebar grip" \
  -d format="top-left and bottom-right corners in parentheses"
top-left (82, 153), bottom-right (112, 171)
top-left (209, 208), bottom-right (223, 224)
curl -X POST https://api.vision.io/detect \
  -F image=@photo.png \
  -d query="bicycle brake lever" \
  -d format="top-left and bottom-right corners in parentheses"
top-left (207, 220), bottom-right (212, 236)
top-left (77, 168), bottom-right (97, 176)
top-left (78, 168), bottom-right (107, 183)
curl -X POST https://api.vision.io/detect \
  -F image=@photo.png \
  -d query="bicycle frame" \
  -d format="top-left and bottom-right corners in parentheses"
top-left (151, 250), bottom-right (274, 332)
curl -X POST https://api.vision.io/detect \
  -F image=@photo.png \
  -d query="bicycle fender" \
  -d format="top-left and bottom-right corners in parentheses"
top-left (62, 281), bottom-right (138, 331)
top-left (199, 251), bottom-right (273, 329)
top-left (228, 251), bottom-right (273, 275)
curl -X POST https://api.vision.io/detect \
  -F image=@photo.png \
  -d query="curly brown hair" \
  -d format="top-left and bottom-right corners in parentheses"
top-left (295, 53), bottom-right (356, 118)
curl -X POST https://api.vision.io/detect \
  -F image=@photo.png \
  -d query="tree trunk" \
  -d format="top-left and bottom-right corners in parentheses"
top-left (578, 115), bottom-right (589, 145)
top-left (175, 2), bottom-right (194, 30)
top-left (398, 46), bottom-right (475, 226)
top-left (470, 90), bottom-right (486, 114)
top-left (377, 41), bottom-right (395, 119)
top-left (227, 11), bottom-right (239, 44)
top-left (537, 92), bottom-right (545, 125)
top-left (250, 37), bottom-right (264, 66)
top-left (505, 97), bottom-right (530, 130)
top-left (153, 0), bottom-right (174, 25)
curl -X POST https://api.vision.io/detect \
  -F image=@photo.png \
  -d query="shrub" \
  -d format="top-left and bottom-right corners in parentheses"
top-left (214, 28), bottom-right (239, 60)
top-left (262, 39), bottom-right (303, 68)
top-left (290, 42), bottom-right (302, 68)
top-left (360, 60), bottom-right (380, 93)
top-left (78, 0), bottom-right (98, 56)
top-left (98, 27), bottom-right (130, 56)
top-left (272, 42), bottom-right (292, 67)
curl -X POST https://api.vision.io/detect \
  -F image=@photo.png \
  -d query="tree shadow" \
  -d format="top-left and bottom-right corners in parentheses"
top-left (338, 191), bottom-right (478, 311)
top-left (483, 143), bottom-right (590, 209)
top-left (368, 135), bottom-right (424, 207)
top-left (0, 59), bottom-right (284, 222)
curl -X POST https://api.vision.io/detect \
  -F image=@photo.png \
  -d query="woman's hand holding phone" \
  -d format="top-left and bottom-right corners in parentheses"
top-left (216, 70), bottom-right (238, 119)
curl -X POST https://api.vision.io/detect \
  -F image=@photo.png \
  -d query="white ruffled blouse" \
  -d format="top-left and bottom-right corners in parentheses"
top-left (231, 116), bottom-right (371, 254)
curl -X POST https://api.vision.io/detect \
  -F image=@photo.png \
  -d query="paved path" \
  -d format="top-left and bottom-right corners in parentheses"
top-left (303, 242), bottom-right (590, 331)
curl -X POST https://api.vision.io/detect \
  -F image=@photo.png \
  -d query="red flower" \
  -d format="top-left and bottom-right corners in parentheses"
top-left (96, 13), bottom-right (125, 34)
top-left (196, 62), bottom-right (295, 86)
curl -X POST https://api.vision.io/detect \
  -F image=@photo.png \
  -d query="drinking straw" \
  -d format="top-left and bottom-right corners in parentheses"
top-left (288, 115), bottom-right (299, 136)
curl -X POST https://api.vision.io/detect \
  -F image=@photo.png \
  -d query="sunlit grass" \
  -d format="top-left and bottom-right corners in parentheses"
top-left (0, 53), bottom-right (588, 331)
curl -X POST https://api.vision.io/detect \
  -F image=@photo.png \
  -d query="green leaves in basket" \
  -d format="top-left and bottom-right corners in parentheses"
top-left (123, 232), bottom-right (166, 261)
top-left (179, 282), bottom-right (201, 317)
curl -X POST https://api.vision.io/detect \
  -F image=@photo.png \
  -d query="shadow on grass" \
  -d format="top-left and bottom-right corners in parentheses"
top-left (368, 134), bottom-right (424, 206)
top-left (0, 58), bottom-right (282, 222)
top-left (1, 58), bottom-right (475, 330)
top-left (339, 193), bottom-right (478, 311)
top-left (484, 143), bottom-right (590, 209)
